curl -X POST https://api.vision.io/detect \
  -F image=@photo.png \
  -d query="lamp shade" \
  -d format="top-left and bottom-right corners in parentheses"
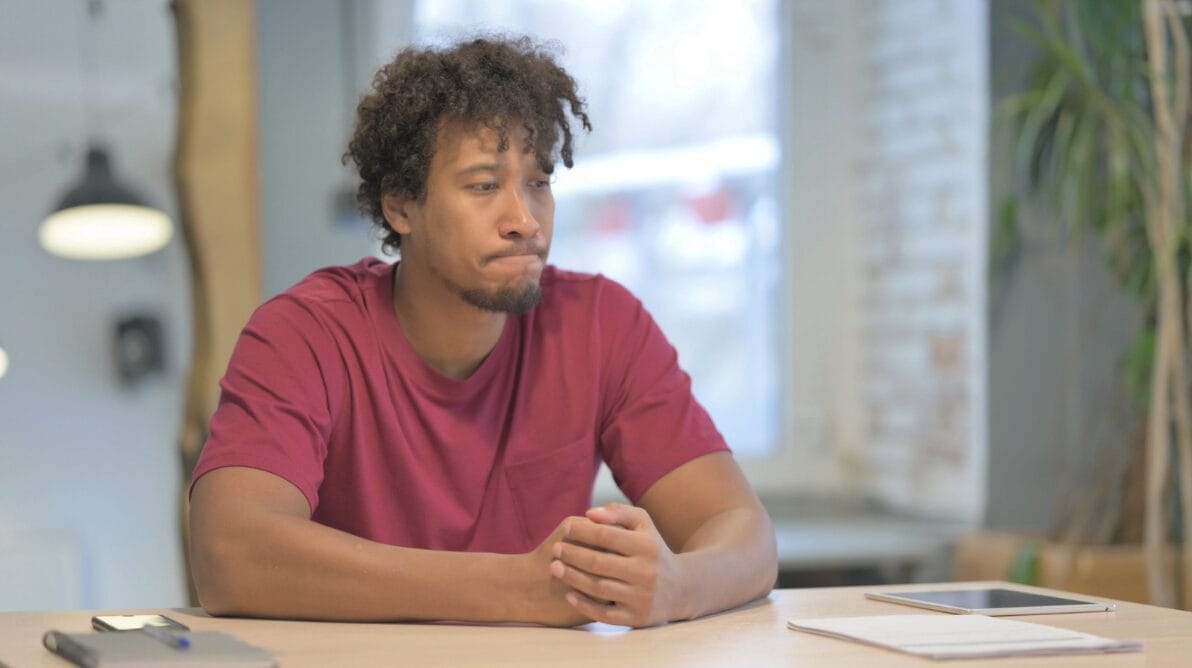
top-left (40, 146), bottom-right (173, 260)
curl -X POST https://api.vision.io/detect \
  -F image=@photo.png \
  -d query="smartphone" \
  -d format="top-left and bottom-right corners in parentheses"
top-left (91, 614), bottom-right (190, 632)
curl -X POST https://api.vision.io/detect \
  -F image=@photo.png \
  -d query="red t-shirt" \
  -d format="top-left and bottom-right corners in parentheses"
top-left (192, 258), bottom-right (728, 553)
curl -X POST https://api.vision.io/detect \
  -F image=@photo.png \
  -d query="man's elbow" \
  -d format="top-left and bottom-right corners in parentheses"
top-left (195, 582), bottom-right (244, 618)
top-left (189, 528), bottom-right (255, 617)
top-left (760, 552), bottom-right (778, 596)
top-left (757, 514), bottom-right (779, 595)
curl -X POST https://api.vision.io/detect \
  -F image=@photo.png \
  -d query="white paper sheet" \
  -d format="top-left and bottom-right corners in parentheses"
top-left (787, 614), bottom-right (1143, 660)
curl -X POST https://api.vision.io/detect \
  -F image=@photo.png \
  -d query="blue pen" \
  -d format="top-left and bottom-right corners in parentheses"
top-left (139, 623), bottom-right (191, 649)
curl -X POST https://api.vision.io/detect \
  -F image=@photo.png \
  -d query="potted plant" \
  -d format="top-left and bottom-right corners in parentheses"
top-left (996, 0), bottom-right (1190, 607)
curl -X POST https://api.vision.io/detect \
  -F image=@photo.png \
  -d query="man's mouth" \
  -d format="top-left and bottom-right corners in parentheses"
top-left (485, 245), bottom-right (547, 265)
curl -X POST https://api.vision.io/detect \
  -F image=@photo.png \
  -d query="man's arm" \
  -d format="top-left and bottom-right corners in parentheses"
top-left (189, 466), bottom-right (587, 625)
top-left (549, 451), bottom-right (777, 627)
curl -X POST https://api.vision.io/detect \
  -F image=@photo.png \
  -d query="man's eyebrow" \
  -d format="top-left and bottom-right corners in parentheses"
top-left (454, 162), bottom-right (505, 178)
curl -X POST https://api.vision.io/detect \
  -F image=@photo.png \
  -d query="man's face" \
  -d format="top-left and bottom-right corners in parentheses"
top-left (390, 121), bottom-right (554, 314)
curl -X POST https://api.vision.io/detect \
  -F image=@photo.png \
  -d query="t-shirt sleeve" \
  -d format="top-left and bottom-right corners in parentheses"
top-left (596, 280), bottom-right (730, 503)
top-left (189, 295), bottom-right (343, 512)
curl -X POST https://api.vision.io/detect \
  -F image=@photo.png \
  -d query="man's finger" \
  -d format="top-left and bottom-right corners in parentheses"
top-left (564, 518), bottom-right (642, 556)
top-left (564, 590), bottom-right (639, 627)
top-left (585, 502), bottom-right (650, 530)
top-left (550, 559), bottom-right (632, 604)
top-left (554, 540), bottom-right (640, 580)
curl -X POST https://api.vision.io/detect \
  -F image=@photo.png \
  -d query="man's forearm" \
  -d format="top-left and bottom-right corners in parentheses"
top-left (193, 510), bottom-right (537, 622)
top-left (190, 466), bottom-right (590, 625)
top-left (673, 506), bottom-right (777, 621)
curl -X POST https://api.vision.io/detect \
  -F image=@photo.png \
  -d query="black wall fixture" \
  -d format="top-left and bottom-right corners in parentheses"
top-left (114, 314), bottom-right (165, 385)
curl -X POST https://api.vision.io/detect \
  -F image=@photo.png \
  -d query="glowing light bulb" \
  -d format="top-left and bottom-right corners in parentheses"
top-left (40, 204), bottom-right (172, 260)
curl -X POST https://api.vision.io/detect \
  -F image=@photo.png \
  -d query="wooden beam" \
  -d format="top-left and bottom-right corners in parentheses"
top-left (171, 0), bottom-right (260, 603)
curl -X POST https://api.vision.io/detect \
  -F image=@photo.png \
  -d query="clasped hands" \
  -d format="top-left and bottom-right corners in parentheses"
top-left (539, 502), bottom-right (688, 628)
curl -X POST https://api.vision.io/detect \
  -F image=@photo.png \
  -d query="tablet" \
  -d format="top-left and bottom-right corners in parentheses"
top-left (865, 587), bottom-right (1116, 616)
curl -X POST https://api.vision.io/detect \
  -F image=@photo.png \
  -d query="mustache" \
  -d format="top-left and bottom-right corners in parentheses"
top-left (484, 243), bottom-right (548, 264)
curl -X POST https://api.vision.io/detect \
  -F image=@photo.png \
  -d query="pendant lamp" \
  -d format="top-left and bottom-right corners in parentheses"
top-left (40, 146), bottom-right (172, 260)
top-left (39, 0), bottom-right (173, 261)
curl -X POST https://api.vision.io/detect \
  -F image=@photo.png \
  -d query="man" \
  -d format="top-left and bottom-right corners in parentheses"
top-left (189, 36), bottom-right (776, 628)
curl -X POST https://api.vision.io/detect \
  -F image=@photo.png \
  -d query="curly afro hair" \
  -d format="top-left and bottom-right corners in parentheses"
top-left (343, 35), bottom-right (592, 254)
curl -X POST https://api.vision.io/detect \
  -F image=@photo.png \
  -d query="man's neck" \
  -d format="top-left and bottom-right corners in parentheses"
top-left (391, 261), bottom-right (507, 381)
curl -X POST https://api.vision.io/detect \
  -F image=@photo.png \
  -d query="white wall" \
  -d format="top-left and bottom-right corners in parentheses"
top-left (0, 0), bottom-right (188, 609)
top-left (257, 0), bottom-right (391, 297)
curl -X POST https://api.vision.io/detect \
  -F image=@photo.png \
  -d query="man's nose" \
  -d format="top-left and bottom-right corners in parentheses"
top-left (499, 186), bottom-right (542, 239)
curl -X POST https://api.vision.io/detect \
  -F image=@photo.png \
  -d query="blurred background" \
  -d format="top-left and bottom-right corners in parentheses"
top-left (0, 0), bottom-right (1158, 610)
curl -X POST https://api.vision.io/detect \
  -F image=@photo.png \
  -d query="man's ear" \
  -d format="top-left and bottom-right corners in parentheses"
top-left (382, 192), bottom-right (415, 235)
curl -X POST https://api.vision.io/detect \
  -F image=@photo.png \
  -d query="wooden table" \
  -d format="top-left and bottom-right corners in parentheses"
top-left (3, 582), bottom-right (1189, 666)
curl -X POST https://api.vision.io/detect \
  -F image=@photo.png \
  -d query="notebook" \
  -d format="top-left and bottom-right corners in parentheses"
top-left (43, 629), bottom-right (277, 667)
top-left (788, 614), bottom-right (1143, 660)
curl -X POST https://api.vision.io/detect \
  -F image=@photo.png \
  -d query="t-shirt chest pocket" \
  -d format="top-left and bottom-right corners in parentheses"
top-left (504, 435), bottom-right (599, 547)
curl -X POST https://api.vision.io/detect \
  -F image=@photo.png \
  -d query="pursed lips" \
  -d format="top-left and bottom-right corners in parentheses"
top-left (485, 246), bottom-right (547, 266)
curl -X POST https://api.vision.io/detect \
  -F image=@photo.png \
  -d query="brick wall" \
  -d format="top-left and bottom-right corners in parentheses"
top-left (851, 0), bottom-right (987, 518)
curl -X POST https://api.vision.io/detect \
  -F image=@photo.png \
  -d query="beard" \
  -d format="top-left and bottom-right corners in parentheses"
top-left (456, 281), bottom-right (543, 314)
top-left (423, 248), bottom-right (547, 315)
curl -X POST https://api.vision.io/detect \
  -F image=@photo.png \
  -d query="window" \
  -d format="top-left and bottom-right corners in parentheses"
top-left (412, 0), bottom-right (785, 458)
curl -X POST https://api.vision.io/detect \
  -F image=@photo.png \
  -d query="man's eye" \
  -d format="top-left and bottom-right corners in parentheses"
top-left (470, 183), bottom-right (498, 192)
top-left (531, 179), bottom-right (552, 189)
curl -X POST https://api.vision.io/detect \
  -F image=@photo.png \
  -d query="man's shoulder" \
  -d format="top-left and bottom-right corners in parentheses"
top-left (270, 257), bottom-right (390, 308)
top-left (251, 257), bottom-right (391, 332)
